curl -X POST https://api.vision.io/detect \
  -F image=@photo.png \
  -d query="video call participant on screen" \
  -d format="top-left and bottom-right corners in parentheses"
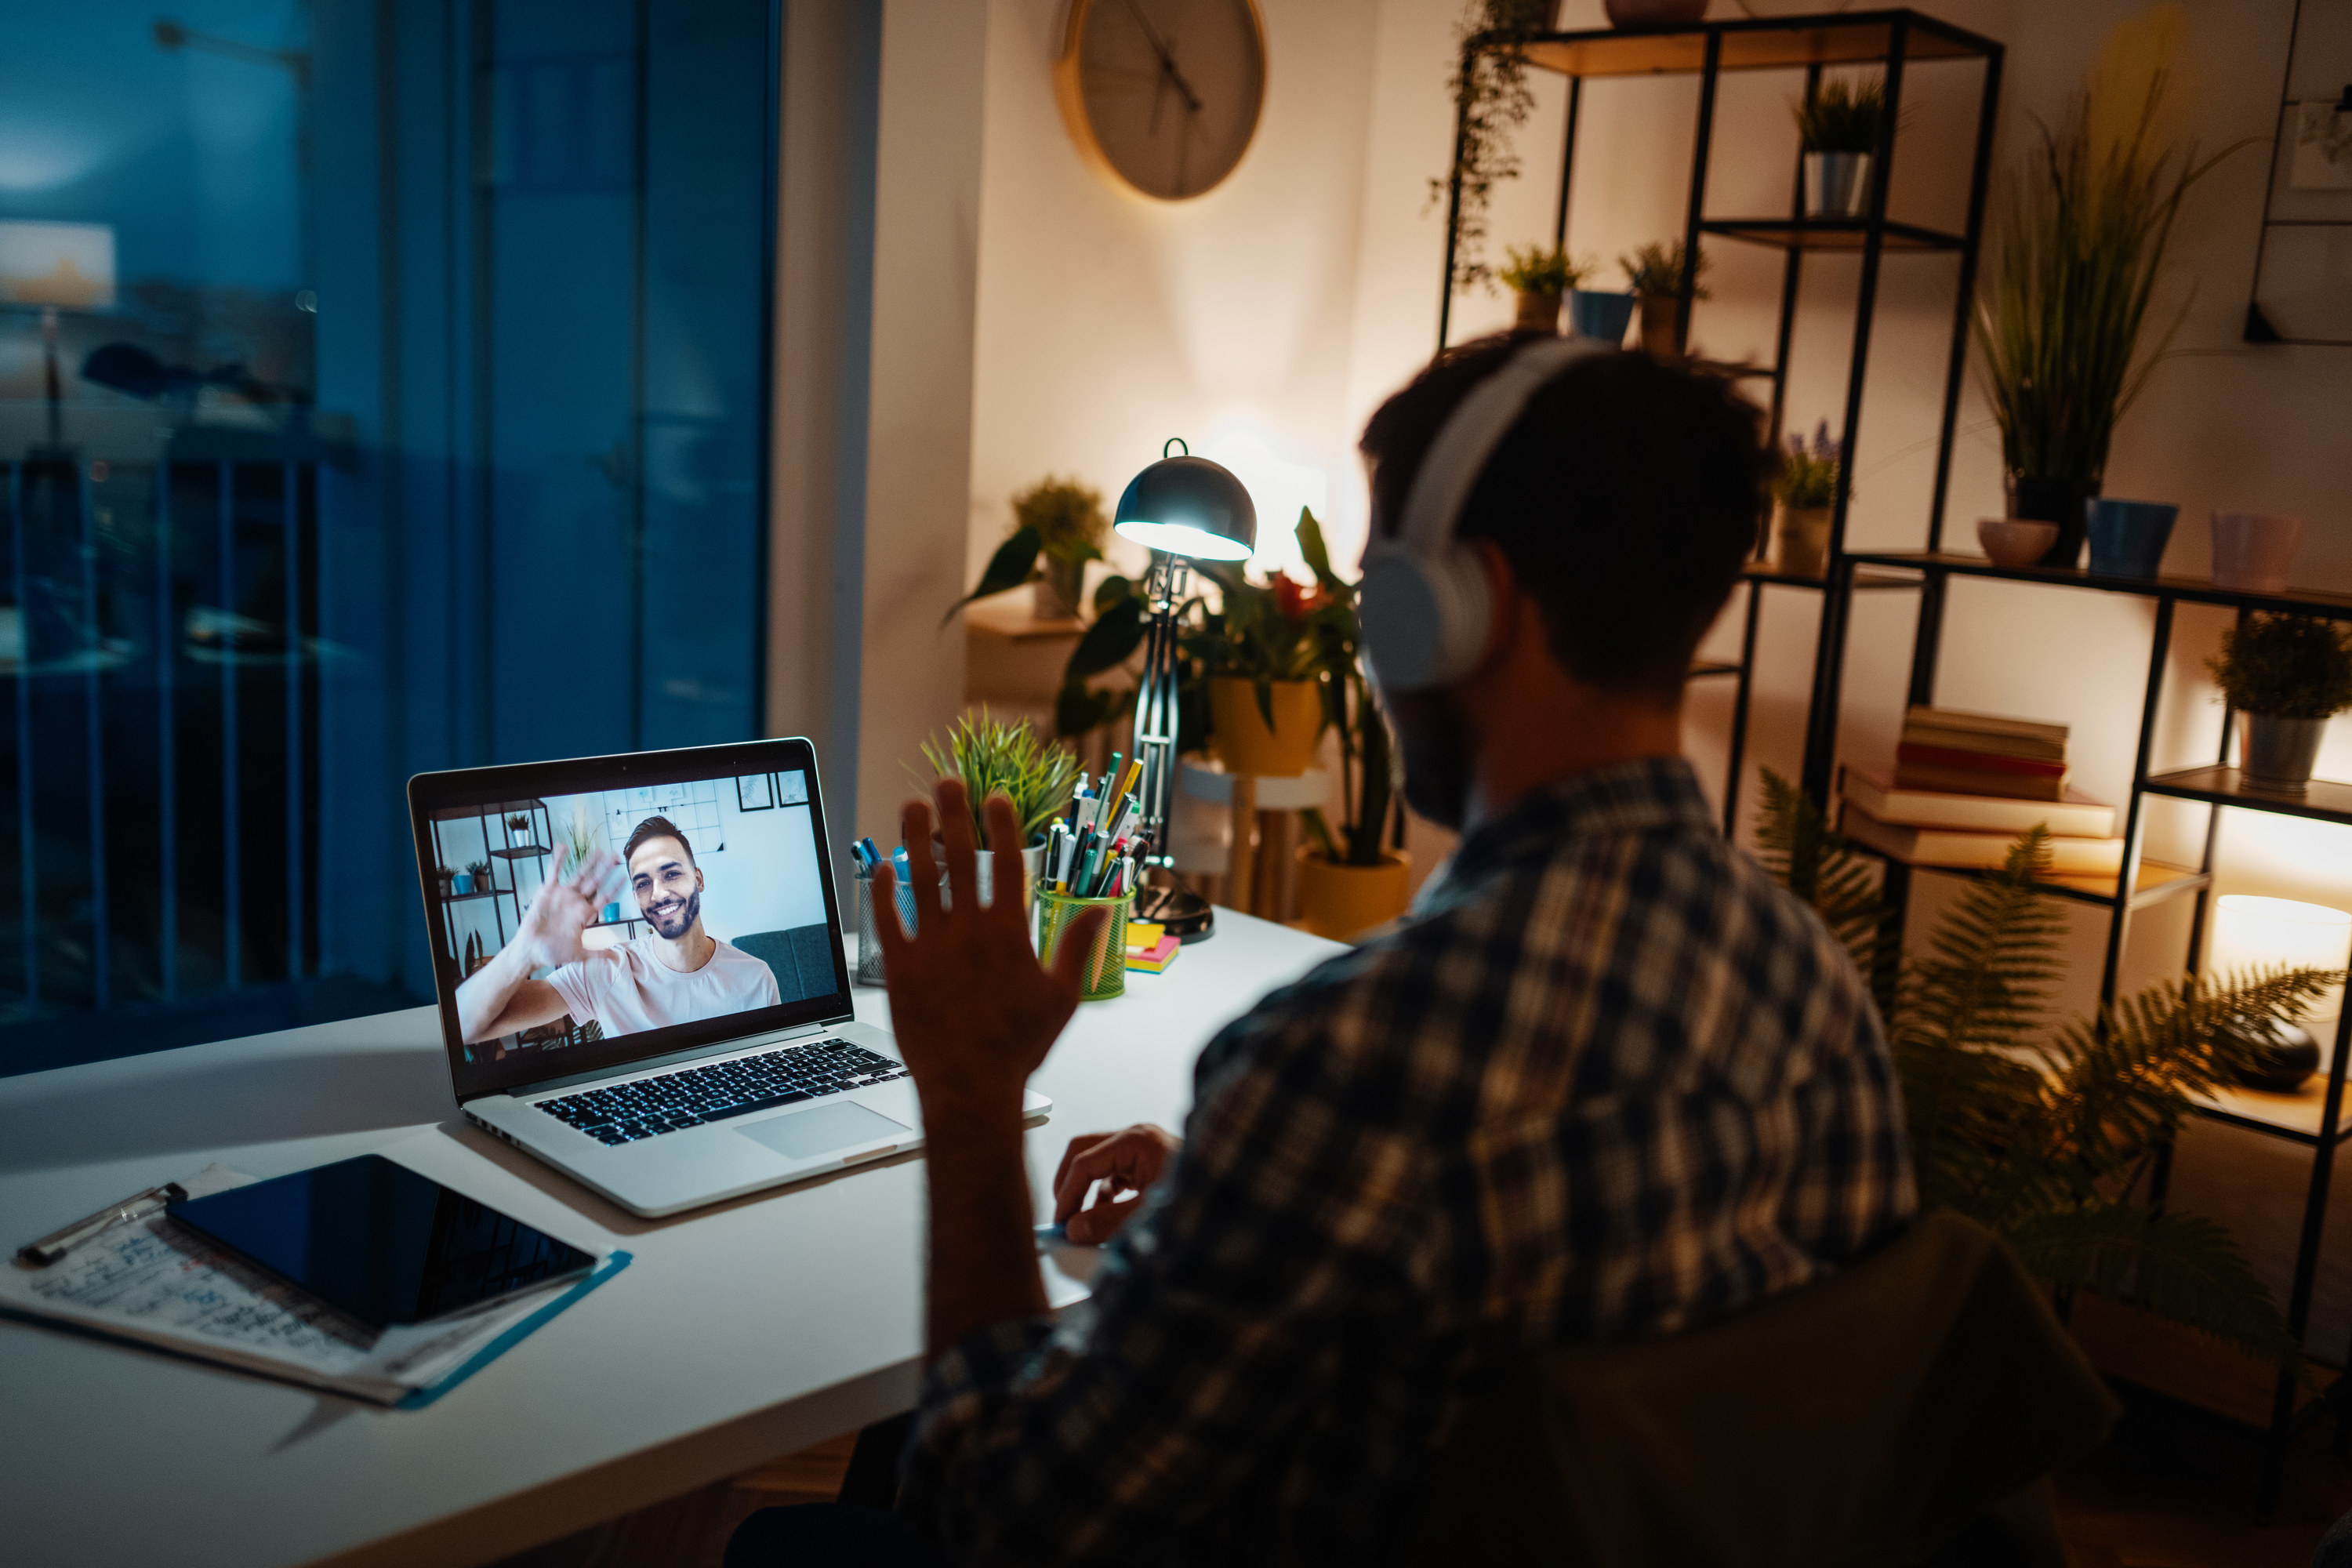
top-left (455, 814), bottom-right (780, 1045)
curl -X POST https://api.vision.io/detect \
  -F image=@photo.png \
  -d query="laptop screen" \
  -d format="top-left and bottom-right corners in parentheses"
top-left (408, 738), bottom-right (851, 1101)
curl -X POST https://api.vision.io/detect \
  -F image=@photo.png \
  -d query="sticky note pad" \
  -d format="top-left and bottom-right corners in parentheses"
top-left (1124, 920), bottom-right (1166, 951)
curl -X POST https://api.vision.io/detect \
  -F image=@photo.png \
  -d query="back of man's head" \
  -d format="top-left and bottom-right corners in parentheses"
top-left (1359, 338), bottom-right (1772, 702)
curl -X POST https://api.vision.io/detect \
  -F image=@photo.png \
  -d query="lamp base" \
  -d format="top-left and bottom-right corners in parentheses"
top-left (1134, 881), bottom-right (1214, 943)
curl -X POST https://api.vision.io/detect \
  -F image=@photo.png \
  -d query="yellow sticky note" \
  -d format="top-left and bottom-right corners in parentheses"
top-left (1124, 920), bottom-right (1165, 951)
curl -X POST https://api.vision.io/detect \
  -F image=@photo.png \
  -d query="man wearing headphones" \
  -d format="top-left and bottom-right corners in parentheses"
top-left (731, 339), bottom-right (1915, 1567)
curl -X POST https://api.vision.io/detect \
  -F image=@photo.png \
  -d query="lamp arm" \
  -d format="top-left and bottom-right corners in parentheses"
top-left (1133, 552), bottom-right (1189, 862)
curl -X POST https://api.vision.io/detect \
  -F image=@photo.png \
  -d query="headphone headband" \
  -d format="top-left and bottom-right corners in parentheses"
top-left (1393, 336), bottom-right (1606, 553)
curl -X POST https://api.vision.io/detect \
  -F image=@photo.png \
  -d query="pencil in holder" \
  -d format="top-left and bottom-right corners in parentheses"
top-left (1036, 888), bottom-right (1132, 1002)
top-left (853, 863), bottom-right (934, 986)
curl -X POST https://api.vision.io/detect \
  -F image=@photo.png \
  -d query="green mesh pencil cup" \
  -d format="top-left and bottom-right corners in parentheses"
top-left (1036, 887), bottom-right (1131, 1002)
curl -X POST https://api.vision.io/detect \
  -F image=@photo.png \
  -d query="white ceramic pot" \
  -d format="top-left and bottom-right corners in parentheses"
top-left (1773, 503), bottom-right (1834, 577)
top-left (2210, 512), bottom-right (2303, 595)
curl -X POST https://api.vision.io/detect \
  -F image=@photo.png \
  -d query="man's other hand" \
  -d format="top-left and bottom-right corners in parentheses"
top-left (514, 844), bottom-right (615, 971)
top-left (1053, 1124), bottom-right (1181, 1245)
top-left (874, 782), bottom-right (1103, 1113)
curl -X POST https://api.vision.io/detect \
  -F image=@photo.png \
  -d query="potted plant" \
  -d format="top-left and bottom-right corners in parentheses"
top-left (1431, 2), bottom-right (1561, 297)
top-left (1792, 76), bottom-right (1886, 217)
top-left (2208, 613), bottom-right (2352, 794)
top-left (1972, 64), bottom-right (2238, 567)
top-left (1497, 242), bottom-right (1583, 333)
top-left (913, 708), bottom-right (1081, 907)
top-left (1620, 240), bottom-right (1708, 361)
top-left (435, 865), bottom-right (456, 899)
top-left (1287, 511), bottom-right (1411, 942)
top-left (1186, 561), bottom-right (1329, 779)
top-left (1770, 421), bottom-right (1842, 577)
top-left (1755, 772), bottom-right (2330, 1368)
top-left (941, 477), bottom-right (1109, 625)
top-left (464, 858), bottom-right (492, 895)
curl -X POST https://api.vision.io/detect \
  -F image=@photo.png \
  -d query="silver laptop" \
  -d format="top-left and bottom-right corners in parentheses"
top-left (407, 737), bottom-right (1047, 1218)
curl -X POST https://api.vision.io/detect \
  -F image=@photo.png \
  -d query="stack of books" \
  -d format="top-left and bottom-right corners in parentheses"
top-left (1839, 706), bottom-right (2122, 876)
top-left (1895, 706), bottom-right (2070, 801)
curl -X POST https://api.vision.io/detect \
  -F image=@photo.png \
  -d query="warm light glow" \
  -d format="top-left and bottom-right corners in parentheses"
top-left (0, 220), bottom-right (117, 309)
top-left (1112, 518), bottom-right (1254, 561)
top-left (1203, 428), bottom-right (1328, 576)
top-left (2209, 895), bottom-right (2351, 1029)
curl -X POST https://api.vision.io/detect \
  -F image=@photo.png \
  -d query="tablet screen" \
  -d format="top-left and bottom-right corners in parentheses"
top-left (169, 1155), bottom-right (595, 1330)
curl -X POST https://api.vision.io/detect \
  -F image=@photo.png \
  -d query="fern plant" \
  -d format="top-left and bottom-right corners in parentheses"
top-left (1755, 771), bottom-right (2340, 1368)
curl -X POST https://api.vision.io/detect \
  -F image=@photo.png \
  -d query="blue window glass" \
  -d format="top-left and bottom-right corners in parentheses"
top-left (0, 1), bottom-right (777, 1074)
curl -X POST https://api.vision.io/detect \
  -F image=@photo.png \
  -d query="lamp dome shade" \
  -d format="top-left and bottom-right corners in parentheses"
top-left (1113, 455), bottom-right (1257, 561)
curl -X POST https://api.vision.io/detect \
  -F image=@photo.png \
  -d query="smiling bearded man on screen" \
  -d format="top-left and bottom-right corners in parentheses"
top-left (454, 815), bottom-right (779, 1045)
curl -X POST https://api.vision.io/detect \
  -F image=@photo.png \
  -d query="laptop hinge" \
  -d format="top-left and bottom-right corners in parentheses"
top-left (487, 1018), bottom-right (840, 1102)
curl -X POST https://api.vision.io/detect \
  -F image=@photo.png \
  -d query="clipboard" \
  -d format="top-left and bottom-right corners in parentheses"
top-left (2, 1161), bottom-right (631, 1408)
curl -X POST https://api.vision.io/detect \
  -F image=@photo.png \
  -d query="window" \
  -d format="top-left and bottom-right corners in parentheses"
top-left (0, 0), bottom-right (778, 1073)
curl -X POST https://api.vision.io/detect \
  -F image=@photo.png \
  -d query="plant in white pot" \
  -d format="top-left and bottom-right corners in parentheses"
top-left (1792, 76), bottom-right (1886, 217)
top-left (1496, 242), bottom-right (1584, 333)
top-left (2208, 614), bottom-right (2352, 795)
top-left (913, 709), bottom-right (1081, 909)
top-left (1620, 239), bottom-right (1708, 361)
top-left (1770, 422), bottom-right (1842, 577)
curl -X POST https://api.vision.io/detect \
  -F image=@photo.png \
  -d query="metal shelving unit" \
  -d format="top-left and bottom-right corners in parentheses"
top-left (1433, 9), bottom-right (2004, 833)
top-left (1834, 550), bottom-right (2352, 1515)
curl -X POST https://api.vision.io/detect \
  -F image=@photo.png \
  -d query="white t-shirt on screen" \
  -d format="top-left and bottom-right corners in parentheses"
top-left (545, 932), bottom-right (781, 1038)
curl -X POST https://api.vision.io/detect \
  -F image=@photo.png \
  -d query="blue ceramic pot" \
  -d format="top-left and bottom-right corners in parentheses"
top-left (1568, 289), bottom-right (1636, 346)
top-left (2085, 498), bottom-right (2179, 579)
top-left (452, 872), bottom-right (474, 895)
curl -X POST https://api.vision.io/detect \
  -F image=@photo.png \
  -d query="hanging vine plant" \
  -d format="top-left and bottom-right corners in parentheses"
top-left (1429, 0), bottom-right (1558, 294)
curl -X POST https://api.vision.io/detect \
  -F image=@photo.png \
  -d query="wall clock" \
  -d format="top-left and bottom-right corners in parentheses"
top-left (1055, 0), bottom-right (1266, 201)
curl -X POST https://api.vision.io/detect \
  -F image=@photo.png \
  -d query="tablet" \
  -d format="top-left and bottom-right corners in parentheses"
top-left (169, 1155), bottom-right (596, 1331)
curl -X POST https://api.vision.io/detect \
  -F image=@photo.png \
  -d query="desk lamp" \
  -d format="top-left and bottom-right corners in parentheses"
top-left (1112, 438), bottom-right (1256, 942)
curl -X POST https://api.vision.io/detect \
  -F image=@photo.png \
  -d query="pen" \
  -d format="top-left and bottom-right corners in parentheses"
top-left (18, 1182), bottom-right (189, 1266)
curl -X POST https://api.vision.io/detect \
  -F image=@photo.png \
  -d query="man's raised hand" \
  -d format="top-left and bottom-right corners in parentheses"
top-left (514, 843), bottom-right (615, 971)
top-left (873, 780), bottom-right (1105, 1111)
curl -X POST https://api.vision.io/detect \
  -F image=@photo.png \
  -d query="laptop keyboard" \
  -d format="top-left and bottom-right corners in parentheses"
top-left (537, 1039), bottom-right (909, 1147)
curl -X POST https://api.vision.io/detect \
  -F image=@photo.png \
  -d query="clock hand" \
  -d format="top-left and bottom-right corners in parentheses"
top-left (1122, 0), bottom-right (1203, 114)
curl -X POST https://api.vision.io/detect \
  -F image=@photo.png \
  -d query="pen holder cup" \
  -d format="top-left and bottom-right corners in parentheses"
top-left (1036, 890), bottom-right (1132, 1003)
top-left (854, 865), bottom-right (942, 986)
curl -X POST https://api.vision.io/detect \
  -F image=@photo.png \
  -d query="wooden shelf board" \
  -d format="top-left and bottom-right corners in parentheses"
top-left (964, 597), bottom-right (1085, 642)
top-left (1515, 12), bottom-right (1994, 80)
top-left (1687, 660), bottom-right (1742, 680)
top-left (2193, 1078), bottom-right (2352, 1147)
top-left (2143, 767), bottom-right (2352, 829)
top-left (1850, 845), bottom-right (2204, 909)
top-left (488, 844), bottom-right (549, 859)
top-left (1740, 561), bottom-right (1940, 590)
top-left (1841, 551), bottom-right (2352, 619)
top-left (1702, 217), bottom-right (1965, 252)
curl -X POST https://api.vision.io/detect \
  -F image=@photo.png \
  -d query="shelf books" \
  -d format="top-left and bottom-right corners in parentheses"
top-left (1840, 804), bottom-right (2125, 875)
top-left (1838, 765), bottom-right (2116, 840)
top-left (1896, 706), bottom-right (2070, 802)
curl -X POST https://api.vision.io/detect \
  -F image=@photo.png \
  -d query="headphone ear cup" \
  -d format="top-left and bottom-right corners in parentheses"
top-left (1424, 544), bottom-right (1494, 687)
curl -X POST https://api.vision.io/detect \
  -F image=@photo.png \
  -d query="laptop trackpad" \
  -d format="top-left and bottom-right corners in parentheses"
top-left (736, 1101), bottom-right (909, 1163)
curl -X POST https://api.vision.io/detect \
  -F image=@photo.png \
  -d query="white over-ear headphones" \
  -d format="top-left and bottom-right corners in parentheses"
top-left (1359, 336), bottom-right (1607, 691)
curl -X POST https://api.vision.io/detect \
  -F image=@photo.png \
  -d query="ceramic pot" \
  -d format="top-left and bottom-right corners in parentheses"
top-left (1209, 677), bottom-right (1323, 778)
top-left (2211, 512), bottom-right (2304, 594)
top-left (452, 872), bottom-right (474, 896)
top-left (1976, 517), bottom-right (2058, 567)
top-left (2006, 474), bottom-right (2100, 568)
top-left (1033, 557), bottom-right (1085, 619)
top-left (2225, 1018), bottom-right (2322, 1094)
top-left (2085, 498), bottom-right (2178, 579)
top-left (1802, 151), bottom-right (1873, 218)
top-left (2242, 713), bottom-right (2329, 793)
top-left (1567, 289), bottom-right (1637, 345)
top-left (1772, 502), bottom-right (1834, 577)
top-left (1636, 293), bottom-right (1686, 360)
top-left (967, 840), bottom-right (1051, 916)
top-left (1296, 848), bottom-right (1412, 942)
top-left (1605, 0), bottom-right (1707, 23)
top-left (1512, 289), bottom-right (1562, 333)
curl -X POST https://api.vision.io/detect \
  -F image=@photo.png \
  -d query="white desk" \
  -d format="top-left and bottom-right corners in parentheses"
top-left (0, 913), bottom-right (1340, 1568)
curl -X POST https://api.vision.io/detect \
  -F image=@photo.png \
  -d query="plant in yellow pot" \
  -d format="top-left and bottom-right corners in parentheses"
top-left (1769, 420), bottom-right (1842, 577)
top-left (1283, 513), bottom-right (1411, 942)
top-left (1188, 550), bottom-right (1331, 779)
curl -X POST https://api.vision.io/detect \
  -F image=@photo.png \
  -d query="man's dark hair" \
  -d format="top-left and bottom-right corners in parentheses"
top-left (623, 815), bottom-right (694, 866)
top-left (1359, 336), bottom-right (1773, 700)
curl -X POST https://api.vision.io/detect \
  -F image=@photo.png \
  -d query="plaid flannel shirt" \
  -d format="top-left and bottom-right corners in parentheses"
top-left (902, 757), bottom-right (1916, 1565)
